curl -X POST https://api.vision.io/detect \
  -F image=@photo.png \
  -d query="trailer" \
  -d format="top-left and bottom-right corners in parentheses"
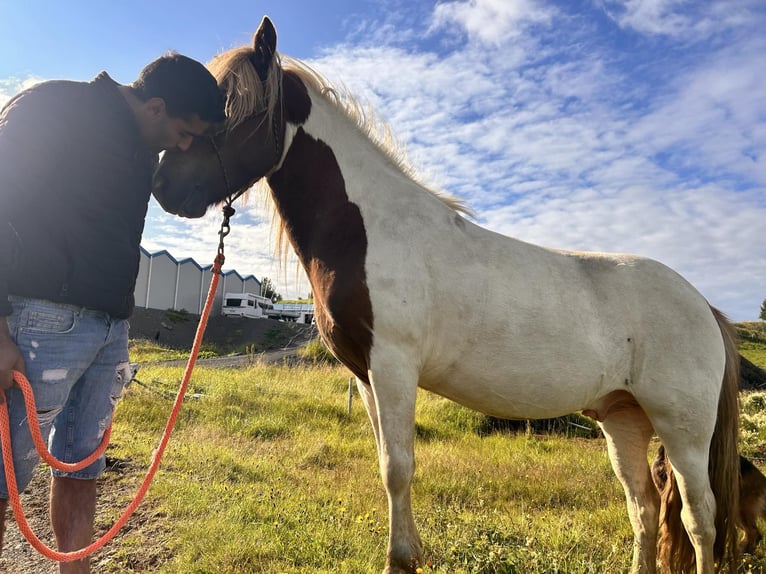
top-left (222, 292), bottom-right (274, 319)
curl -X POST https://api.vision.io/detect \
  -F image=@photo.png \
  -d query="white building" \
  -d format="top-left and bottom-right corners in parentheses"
top-left (135, 247), bottom-right (261, 316)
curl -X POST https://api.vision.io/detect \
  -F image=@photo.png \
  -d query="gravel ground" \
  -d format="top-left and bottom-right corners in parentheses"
top-left (1, 466), bottom-right (60, 574)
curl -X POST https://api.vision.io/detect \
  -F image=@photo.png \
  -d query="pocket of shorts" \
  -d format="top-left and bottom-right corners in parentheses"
top-left (23, 307), bottom-right (78, 335)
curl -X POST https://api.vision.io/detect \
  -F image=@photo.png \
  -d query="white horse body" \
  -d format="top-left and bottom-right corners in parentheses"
top-left (283, 86), bottom-right (735, 573)
top-left (298, 90), bottom-right (725, 423)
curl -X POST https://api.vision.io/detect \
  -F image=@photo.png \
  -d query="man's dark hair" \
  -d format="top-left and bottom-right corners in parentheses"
top-left (132, 53), bottom-right (225, 123)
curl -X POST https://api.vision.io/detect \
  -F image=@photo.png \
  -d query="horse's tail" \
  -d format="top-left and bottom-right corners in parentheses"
top-left (658, 306), bottom-right (740, 573)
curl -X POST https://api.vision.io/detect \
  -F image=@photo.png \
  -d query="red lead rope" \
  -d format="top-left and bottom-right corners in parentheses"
top-left (0, 252), bottom-right (225, 562)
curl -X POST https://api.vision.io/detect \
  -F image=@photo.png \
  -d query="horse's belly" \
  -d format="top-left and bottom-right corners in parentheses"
top-left (419, 365), bottom-right (608, 420)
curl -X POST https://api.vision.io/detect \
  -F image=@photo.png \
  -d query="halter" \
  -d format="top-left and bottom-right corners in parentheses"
top-left (271, 84), bottom-right (284, 165)
top-left (209, 136), bottom-right (236, 257)
top-left (212, 82), bottom-right (284, 258)
top-left (210, 136), bottom-right (232, 201)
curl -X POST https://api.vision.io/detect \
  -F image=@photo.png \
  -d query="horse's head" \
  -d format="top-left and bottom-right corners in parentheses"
top-left (152, 16), bottom-right (284, 218)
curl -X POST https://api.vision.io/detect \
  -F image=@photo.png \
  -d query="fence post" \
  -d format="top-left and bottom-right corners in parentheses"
top-left (347, 377), bottom-right (354, 415)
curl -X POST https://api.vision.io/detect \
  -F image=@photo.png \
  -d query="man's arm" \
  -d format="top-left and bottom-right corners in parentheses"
top-left (0, 317), bottom-right (24, 391)
top-left (0, 86), bottom-right (53, 389)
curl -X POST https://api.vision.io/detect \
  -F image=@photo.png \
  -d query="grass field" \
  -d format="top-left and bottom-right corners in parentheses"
top-left (87, 331), bottom-right (766, 573)
top-left (739, 322), bottom-right (766, 370)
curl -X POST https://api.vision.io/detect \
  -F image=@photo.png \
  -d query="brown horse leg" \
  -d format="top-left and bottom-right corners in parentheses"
top-left (740, 458), bottom-right (766, 553)
top-left (655, 439), bottom-right (718, 574)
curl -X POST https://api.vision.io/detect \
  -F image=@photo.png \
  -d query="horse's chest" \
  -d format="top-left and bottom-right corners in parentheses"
top-left (312, 275), bottom-right (372, 383)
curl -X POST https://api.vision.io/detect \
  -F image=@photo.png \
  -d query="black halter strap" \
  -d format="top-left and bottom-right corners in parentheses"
top-left (213, 77), bottom-right (284, 258)
top-left (210, 137), bottom-right (232, 199)
top-left (210, 136), bottom-right (238, 258)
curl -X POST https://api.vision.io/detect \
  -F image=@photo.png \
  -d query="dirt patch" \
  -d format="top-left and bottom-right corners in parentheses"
top-left (0, 466), bottom-right (56, 574)
top-left (0, 456), bottom-right (172, 574)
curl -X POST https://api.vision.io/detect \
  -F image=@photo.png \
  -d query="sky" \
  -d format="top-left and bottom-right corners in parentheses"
top-left (1, 0), bottom-right (764, 320)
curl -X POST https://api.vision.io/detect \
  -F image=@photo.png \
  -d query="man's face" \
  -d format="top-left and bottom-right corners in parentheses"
top-left (157, 114), bottom-right (210, 152)
top-left (140, 98), bottom-right (210, 153)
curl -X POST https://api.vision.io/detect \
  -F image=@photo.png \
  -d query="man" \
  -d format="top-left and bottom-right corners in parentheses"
top-left (0, 53), bottom-right (225, 573)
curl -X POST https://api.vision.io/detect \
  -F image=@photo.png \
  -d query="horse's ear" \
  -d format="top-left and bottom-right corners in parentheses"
top-left (251, 16), bottom-right (277, 82)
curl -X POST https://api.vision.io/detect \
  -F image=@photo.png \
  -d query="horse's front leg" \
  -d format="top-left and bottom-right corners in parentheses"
top-left (368, 360), bottom-right (422, 574)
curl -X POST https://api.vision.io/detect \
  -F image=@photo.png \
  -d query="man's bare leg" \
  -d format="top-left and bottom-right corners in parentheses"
top-left (0, 498), bottom-right (7, 556)
top-left (51, 476), bottom-right (96, 574)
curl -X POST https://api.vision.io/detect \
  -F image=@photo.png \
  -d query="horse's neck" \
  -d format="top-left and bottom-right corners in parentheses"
top-left (299, 92), bottom-right (396, 184)
top-left (269, 89), bottom-right (407, 275)
top-left (284, 87), bottom-right (463, 220)
top-left (269, 85), bottom-right (467, 266)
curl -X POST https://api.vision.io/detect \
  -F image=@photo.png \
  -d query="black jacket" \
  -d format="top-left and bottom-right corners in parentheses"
top-left (0, 73), bottom-right (157, 319)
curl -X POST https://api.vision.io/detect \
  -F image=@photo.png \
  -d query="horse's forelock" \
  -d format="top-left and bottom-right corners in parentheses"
top-left (207, 47), bottom-right (282, 133)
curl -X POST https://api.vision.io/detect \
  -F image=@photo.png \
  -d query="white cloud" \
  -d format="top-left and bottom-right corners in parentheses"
top-left (626, 36), bottom-right (766, 185)
top-left (602, 0), bottom-right (693, 36)
top-left (601, 0), bottom-right (763, 39)
top-left (431, 0), bottom-right (554, 45)
top-left (483, 184), bottom-right (765, 318)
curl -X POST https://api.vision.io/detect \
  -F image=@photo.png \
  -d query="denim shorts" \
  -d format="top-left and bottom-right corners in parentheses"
top-left (0, 296), bottom-right (130, 497)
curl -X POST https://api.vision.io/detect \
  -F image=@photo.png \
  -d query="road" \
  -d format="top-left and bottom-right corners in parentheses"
top-left (145, 347), bottom-right (301, 369)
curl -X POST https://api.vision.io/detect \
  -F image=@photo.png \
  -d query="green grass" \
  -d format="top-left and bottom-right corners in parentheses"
top-left (101, 360), bottom-right (637, 573)
top-left (297, 337), bottom-right (339, 364)
top-left (742, 341), bottom-right (766, 371)
top-left (129, 339), bottom-right (218, 363)
top-left (94, 334), bottom-right (766, 573)
top-left (738, 322), bottom-right (766, 369)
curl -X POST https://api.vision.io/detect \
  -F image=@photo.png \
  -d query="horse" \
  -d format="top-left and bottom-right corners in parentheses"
top-left (152, 16), bottom-right (741, 574)
top-left (653, 445), bottom-right (766, 556)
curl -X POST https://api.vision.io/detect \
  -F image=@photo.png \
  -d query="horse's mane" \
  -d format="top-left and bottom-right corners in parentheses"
top-left (207, 46), bottom-right (470, 215)
top-left (207, 45), bottom-right (471, 271)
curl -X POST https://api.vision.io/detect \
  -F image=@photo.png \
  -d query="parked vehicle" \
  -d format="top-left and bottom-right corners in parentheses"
top-left (222, 292), bottom-right (274, 319)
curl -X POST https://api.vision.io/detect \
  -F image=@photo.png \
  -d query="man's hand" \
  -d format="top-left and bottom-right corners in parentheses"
top-left (0, 317), bottom-right (24, 392)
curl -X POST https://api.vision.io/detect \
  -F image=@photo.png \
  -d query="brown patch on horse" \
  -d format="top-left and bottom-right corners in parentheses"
top-left (281, 70), bottom-right (311, 125)
top-left (268, 127), bottom-right (373, 382)
top-left (739, 456), bottom-right (766, 553)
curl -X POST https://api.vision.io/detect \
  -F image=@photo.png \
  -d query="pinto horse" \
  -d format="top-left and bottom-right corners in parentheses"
top-left (153, 17), bottom-right (740, 574)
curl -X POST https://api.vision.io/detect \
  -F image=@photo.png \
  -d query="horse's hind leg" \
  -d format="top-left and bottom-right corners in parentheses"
top-left (599, 401), bottom-right (659, 574)
top-left (655, 429), bottom-right (717, 574)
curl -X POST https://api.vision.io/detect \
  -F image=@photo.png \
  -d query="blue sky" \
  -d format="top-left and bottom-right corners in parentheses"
top-left (1, 1), bottom-right (764, 320)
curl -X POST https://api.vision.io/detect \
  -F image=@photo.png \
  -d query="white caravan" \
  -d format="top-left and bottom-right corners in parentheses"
top-left (222, 292), bottom-right (274, 319)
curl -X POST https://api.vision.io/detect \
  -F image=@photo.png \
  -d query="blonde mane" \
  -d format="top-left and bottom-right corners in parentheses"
top-left (208, 46), bottom-right (469, 211)
top-left (206, 45), bottom-right (471, 267)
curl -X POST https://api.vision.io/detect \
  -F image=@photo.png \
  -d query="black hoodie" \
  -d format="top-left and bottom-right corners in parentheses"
top-left (0, 73), bottom-right (157, 319)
